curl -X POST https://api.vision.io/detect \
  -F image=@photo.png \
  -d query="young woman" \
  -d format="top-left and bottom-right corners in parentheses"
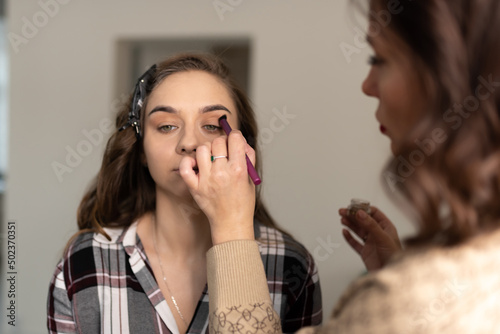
top-left (182, 0), bottom-right (500, 333)
top-left (46, 53), bottom-right (322, 334)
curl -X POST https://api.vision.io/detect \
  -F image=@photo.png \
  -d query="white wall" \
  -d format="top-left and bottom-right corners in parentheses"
top-left (4, 0), bottom-right (415, 332)
top-left (0, 18), bottom-right (8, 184)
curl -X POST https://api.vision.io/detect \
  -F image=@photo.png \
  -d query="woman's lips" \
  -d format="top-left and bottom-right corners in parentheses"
top-left (380, 125), bottom-right (387, 134)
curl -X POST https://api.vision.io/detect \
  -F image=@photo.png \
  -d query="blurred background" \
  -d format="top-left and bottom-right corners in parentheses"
top-left (1, 0), bottom-right (415, 332)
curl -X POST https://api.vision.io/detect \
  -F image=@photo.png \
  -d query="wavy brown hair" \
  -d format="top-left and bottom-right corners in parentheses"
top-left (77, 53), bottom-right (289, 240)
top-left (361, 0), bottom-right (500, 246)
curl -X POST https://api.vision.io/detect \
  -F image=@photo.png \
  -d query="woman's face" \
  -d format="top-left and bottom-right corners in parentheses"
top-left (143, 70), bottom-right (239, 199)
top-left (362, 25), bottom-right (428, 154)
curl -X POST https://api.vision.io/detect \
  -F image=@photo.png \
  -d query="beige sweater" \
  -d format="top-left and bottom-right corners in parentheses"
top-left (207, 231), bottom-right (500, 334)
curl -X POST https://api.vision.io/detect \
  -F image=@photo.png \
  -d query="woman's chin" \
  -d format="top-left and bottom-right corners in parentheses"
top-left (390, 141), bottom-right (398, 156)
top-left (157, 183), bottom-right (194, 201)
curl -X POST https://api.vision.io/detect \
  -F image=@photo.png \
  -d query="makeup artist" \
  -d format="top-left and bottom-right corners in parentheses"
top-left (181, 0), bottom-right (500, 333)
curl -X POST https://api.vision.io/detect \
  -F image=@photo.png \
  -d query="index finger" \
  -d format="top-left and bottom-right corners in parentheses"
top-left (227, 130), bottom-right (247, 167)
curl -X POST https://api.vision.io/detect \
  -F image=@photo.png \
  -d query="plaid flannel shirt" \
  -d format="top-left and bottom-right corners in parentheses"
top-left (47, 221), bottom-right (322, 333)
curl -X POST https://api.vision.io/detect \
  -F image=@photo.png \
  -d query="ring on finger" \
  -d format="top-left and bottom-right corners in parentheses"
top-left (211, 155), bottom-right (228, 162)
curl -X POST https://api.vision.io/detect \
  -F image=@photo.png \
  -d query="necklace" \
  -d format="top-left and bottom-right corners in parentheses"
top-left (152, 214), bottom-right (189, 327)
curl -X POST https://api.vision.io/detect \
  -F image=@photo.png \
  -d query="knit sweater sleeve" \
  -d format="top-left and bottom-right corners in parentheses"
top-left (207, 240), bottom-right (283, 334)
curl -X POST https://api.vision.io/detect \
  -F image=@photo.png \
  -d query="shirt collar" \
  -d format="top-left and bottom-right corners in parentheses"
top-left (92, 222), bottom-right (140, 256)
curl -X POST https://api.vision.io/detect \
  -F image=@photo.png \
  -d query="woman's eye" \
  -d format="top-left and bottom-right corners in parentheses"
top-left (159, 125), bottom-right (177, 133)
top-left (368, 55), bottom-right (384, 66)
top-left (204, 124), bottom-right (222, 132)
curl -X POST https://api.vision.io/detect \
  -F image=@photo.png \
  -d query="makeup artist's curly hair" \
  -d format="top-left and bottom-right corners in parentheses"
top-left (76, 53), bottom-right (289, 240)
top-left (361, 0), bottom-right (500, 245)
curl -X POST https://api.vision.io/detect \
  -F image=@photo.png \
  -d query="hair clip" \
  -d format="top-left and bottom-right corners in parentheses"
top-left (119, 64), bottom-right (157, 139)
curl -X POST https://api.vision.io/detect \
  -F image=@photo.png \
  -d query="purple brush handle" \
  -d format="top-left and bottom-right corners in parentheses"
top-left (219, 115), bottom-right (262, 185)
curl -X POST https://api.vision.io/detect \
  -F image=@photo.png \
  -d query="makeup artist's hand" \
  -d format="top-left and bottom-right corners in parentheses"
top-left (339, 206), bottom-right (402, 271)
top-left (180, 131), bottom-right (256, 245)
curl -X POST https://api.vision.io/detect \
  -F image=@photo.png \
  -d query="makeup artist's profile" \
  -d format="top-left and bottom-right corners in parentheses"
top-left (182, 0), bottom-right (500, 333)
top-left (46, 53), bottom-right (322, 333)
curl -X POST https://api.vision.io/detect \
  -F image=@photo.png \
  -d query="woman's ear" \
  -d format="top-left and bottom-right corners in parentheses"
top-left (141, 152), bottom-right (148, 167)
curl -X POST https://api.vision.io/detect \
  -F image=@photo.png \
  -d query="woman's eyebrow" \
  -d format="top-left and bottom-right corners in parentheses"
top-left (148, 104), bottom-right (232, 116)
top-left (201, 104), bottom-right (231, 114)
top-left (148, 105), bottom-right (177, 116)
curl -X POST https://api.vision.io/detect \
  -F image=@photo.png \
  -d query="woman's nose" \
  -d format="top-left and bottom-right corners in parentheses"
top-left (362, 68), bottom-right (378, 98)
top-left (175, 128), bottom-right (201, 154)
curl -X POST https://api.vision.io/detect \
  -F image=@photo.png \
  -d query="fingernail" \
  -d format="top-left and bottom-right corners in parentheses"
top-left (358, 210), bottom-right (367, 219)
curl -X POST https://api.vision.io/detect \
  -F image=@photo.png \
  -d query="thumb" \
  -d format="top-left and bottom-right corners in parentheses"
top-left (357, 210), bottom-right (387, 240)
top-left (245, 144), bottom-right (256, 166)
